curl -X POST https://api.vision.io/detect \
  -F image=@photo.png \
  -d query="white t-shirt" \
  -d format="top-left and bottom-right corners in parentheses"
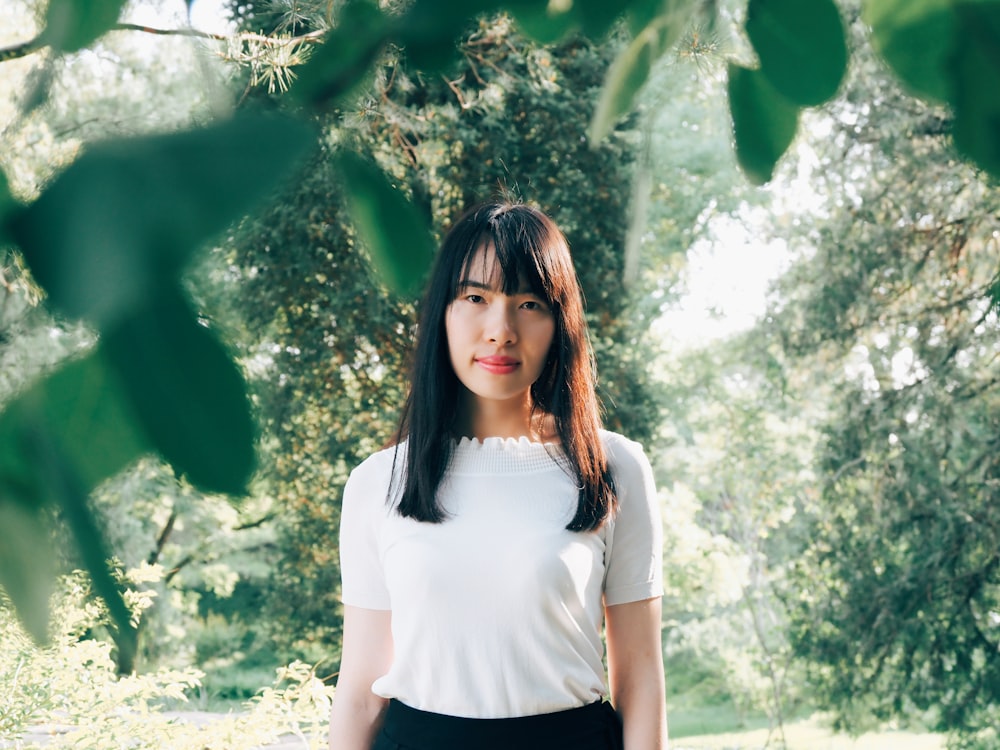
top-left (338, 430), bottom-right (663, 719)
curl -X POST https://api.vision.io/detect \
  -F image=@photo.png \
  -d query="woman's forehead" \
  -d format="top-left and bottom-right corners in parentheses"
top-left (459, 242), bottom-right (502, 283)
top-left (456, 240), bottom-right (548, 297)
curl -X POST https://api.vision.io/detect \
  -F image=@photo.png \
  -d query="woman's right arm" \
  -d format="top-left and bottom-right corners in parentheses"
top-left (328, 605), bottom-right (394, 750)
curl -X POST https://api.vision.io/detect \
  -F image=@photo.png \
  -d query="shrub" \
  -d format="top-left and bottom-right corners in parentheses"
top-left (1, 570), bottom-right (333, 750)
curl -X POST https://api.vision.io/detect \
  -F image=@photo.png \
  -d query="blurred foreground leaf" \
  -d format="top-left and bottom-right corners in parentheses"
top-left (337, 152), bottom-right (435, 299)
top-left (290, 0), bottom-right (390, 106)
top-left (508, 1), bottom-right (575, 43)
top-left (574, 0), bottom-right (627, 39)
top-left (101, 288), bottom-right (256, 496)
top-left (728, 62), bottom-right (800, 184)
top-left (745, 0), bottom-right (847, 106)
top-left (0, 353), bottom-right (150, 494)
top-left (864, 0), bottom-right (955, 102)
top-left (590, 1), bottom-right (694, 144)
top-left (396, 0), bottom-right (500, 72)
top-left (950, 2), bottom-right (1000, 177)
top-left (9, 112), bottom-right (317, 329)
top-left (41, 0), bottom-right (127, 53)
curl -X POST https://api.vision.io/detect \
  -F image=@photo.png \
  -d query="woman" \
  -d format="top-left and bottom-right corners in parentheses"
top-left (329, 202), bottom-right (666, 750)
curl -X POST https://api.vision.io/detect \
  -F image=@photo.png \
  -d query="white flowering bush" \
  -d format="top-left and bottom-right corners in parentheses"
top-left (0, 571), bottom-right (333, 750)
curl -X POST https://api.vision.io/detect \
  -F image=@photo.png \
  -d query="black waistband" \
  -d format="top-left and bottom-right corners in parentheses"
top-left (379, 698), bottom-right (622, 750)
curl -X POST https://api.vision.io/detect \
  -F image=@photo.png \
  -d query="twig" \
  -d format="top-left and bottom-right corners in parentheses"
top-left (0, 24), bottom-right (327, 63)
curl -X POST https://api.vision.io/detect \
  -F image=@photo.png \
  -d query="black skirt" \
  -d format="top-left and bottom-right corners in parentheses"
top-left (371, 698), bottom-right (624, 750)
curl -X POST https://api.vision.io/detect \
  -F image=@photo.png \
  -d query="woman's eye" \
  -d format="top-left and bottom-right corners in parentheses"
top-left (521, 300), bottom-right (546, 311)
top-left (466, 294), bottom-right (485, 304)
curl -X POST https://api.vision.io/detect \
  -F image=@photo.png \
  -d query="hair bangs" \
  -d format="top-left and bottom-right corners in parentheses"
top-left (453, 208), bottom-right (558, 306)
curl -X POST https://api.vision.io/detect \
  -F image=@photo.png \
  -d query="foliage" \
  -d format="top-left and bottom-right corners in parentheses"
top-left (83, 457), bottom-right (282, 675)
top-left (657, 329), bottom-right (818, 739)
top-left (0, 0), bottom-right (297, 664)
top-left (765, 10), bottom-right (1000, 745)
top-left (199, 12), bottom-right (668, 661)
top-left (1, 0), bottom-right (999, 684)
top-left (0, 571), bottom-right (334, 750)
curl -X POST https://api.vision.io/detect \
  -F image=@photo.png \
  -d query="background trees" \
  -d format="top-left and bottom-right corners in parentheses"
top-left (768, 18), bottom-right (1000, 742)
top-left (2, 0), bottom-right (1000, 746)
top-left (2, 0), bottom-right (997, 656)
top-left (203, 8), bottom-right (672, 667)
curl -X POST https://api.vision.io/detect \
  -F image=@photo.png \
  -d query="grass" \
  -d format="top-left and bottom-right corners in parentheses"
top-left (666, 693), bottom-right (945, 750)
top-left (669, 714), bottom-right (945, 750)
top-left (668, 704), bottom-right (776, 738)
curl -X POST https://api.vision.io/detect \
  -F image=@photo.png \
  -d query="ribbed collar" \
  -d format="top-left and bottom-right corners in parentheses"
top-left (448, 436), bottom-right (568, 475)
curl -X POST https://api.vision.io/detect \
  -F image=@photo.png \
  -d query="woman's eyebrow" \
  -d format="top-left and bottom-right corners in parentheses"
top-left (457, 279), bottom-right (538, 294)
top-left (457, 280), bottom-right (494, 292)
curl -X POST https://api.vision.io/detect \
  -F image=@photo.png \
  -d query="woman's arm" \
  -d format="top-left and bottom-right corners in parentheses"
top-left (606, 596), bottom-right (667, 750)
top-left (328, 605), bottom-right (394, 750)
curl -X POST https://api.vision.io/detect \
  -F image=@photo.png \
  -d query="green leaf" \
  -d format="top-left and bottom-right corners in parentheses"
top-left (574, 0), bottom-right (627, 39)
top-left (27, 425), bottom-right (137, 672)
top-left (508, 2), bottom-right (576, 43)
top-left (337, 152), bottom-right (435, 299)
top-left (10, 112), bottom-right (316, 329)
top-left (864, 0), bottom-right (956, 102)
top-left (394, 18), bottom-right (463, 72)
top-left (0, 353), bottom-right (150, 494)
top-left (290, 0), bottom-right (390, 106)
top-left (396, 0), bottom-right (501, 71)
top-left (950, 2), bottom-right (1000, 177)
top-left (0, 501), bottom-right (53, 644)
top-left (41, 0), bottom-right (127, 53)
top-left (745, 0), bottom-right (847, 107)
top-left (727, 62), bottom-right (800, 184)
top-left (589, 16), bottom-right (679, 143)
top-left (0, 168), bottom-right (17, 247)
top-left (101, 287), bottom-right (256, 496)
top-left (0, 351), bottom-right (150, 648)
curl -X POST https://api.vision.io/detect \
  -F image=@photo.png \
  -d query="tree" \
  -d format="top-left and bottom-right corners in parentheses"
top-left (654, 323), bottom-right (820, 739)
top-left (765, 9), bottom-right (1000, 745)
top-left (0, 0), bottom-right (998, 665)
top-left (197, 11), bottom-right (668, 662)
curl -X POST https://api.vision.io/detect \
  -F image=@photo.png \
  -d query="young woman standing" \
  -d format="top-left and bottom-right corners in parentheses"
top-left (328, 203), bottom-right (666, 750)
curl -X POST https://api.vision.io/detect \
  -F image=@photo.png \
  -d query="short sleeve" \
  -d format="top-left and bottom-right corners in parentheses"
top-left (602, 433), bottom-right (664, 606)
top-left (339, 453), bottom-right (393, 610)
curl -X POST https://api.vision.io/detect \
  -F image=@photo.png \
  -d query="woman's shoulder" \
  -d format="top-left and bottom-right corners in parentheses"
top-left (599, 429), bottom-right (649, 465)
top-left (600, 430), bottom-right (655, 489)
top-left (348, 441), bottom-right (405, 486)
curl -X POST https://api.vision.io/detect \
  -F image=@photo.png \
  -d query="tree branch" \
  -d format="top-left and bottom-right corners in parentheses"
top-left (0, 23), bottom-right (326, 63)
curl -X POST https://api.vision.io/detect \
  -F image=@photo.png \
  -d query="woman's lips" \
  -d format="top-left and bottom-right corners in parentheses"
top-left (476, 356), bottom-right (520, 374)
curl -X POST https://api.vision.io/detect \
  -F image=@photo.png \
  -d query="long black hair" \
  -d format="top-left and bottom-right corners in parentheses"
top-left (391, 202), bottom-right (616, 532)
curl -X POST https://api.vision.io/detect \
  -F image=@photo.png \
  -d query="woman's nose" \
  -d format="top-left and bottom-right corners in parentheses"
top-left (485, 304), bottom-right (516, 344)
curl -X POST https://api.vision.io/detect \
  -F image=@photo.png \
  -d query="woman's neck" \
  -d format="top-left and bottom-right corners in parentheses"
top-left (455, 393), bottom-right (556, 443)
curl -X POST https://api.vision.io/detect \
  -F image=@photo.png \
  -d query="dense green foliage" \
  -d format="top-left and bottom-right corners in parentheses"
top-left (203, 12), bottom-right (666, 661)
top-left (2, 0), bottom-right (1000, 746)
top-left (1, 0), bottom-right (997, 660)
top-left (765, 15), bottom-right (1000, 747)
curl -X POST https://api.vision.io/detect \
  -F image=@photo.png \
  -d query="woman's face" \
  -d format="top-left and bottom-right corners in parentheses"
top-left (445, 244), bottom-right (555, 413)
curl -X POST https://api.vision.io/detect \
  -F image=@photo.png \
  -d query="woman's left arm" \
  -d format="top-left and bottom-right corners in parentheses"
top-left (606, 596), bottom-right (667, 750)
